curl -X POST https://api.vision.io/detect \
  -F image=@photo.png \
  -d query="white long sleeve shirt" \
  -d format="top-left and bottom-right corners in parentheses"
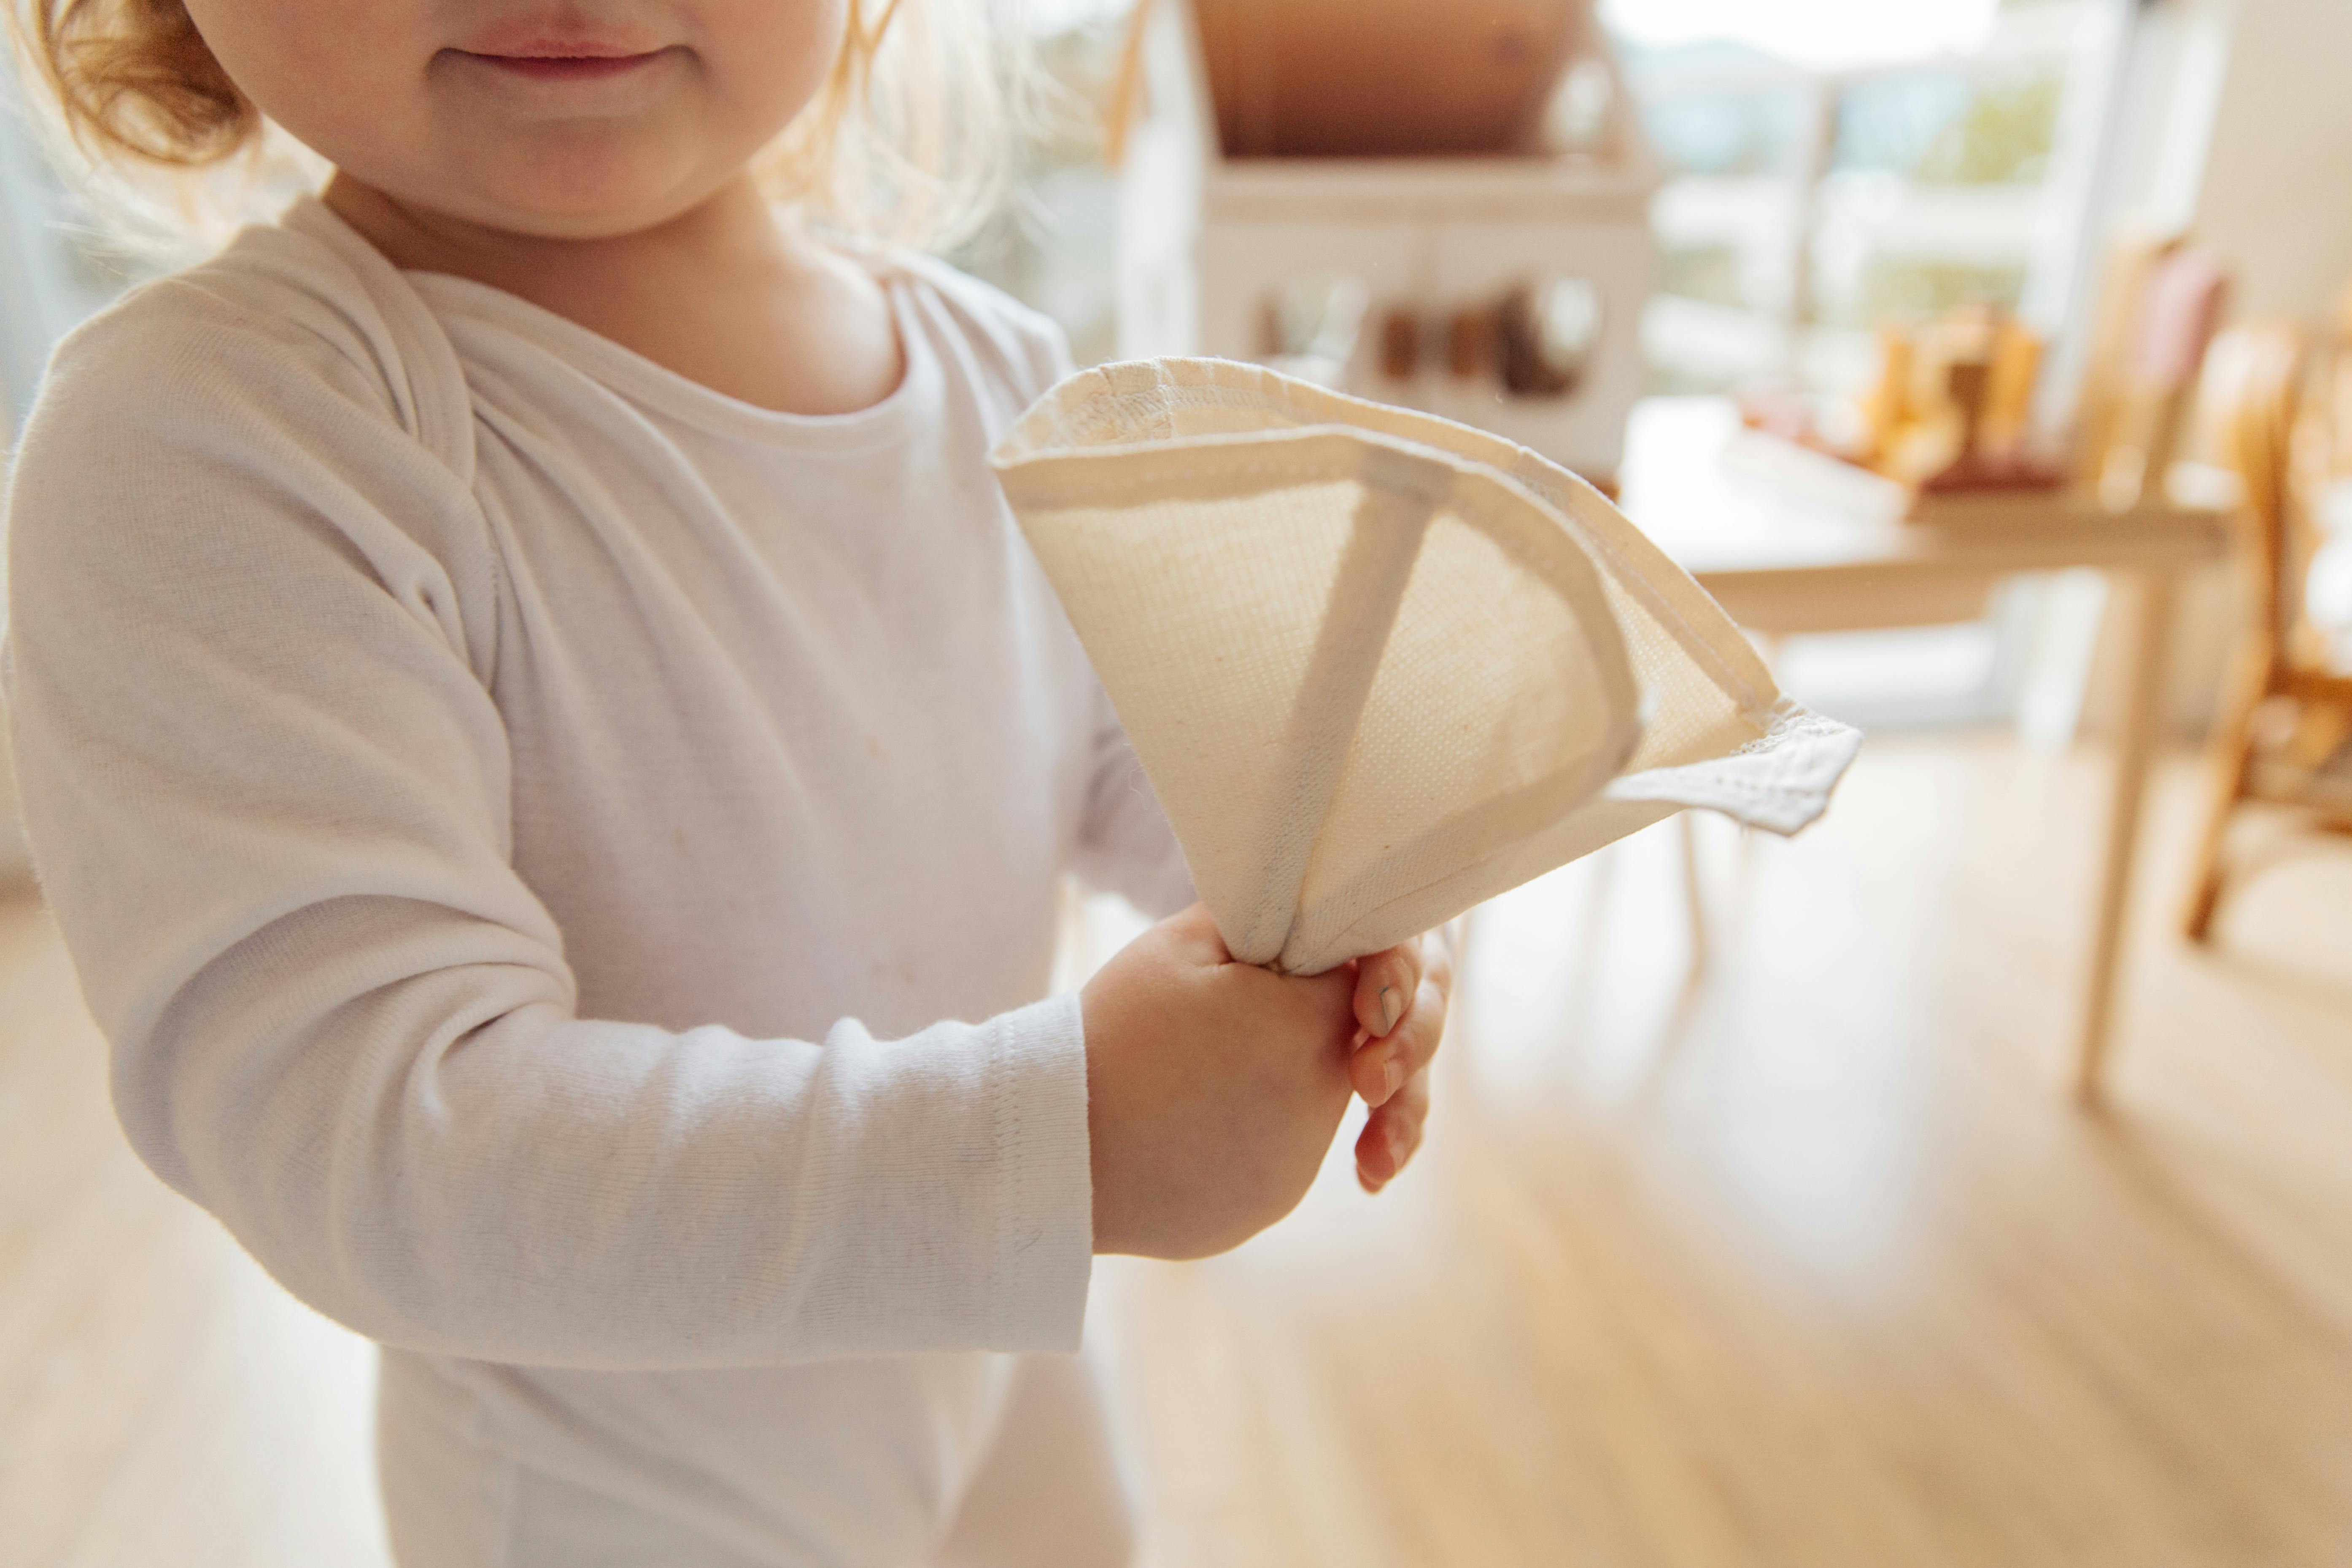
top-left (4, 197), bottom-right (1190, 1563)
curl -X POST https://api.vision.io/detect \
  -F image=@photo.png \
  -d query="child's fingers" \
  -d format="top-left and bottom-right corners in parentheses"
top-left (1351, 936), bottom-right (1425, 1040)
top-left (1406, 920), bottom-right (1457, 1015)
top-left (1347, 972), bottom-right (1446, 1107)
top-left (1356, 1069), bottom-right (1430, 1191)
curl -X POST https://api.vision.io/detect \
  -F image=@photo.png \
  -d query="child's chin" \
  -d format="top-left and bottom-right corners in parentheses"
top-left (451, 156), bottom-right (730, 241)
top-left (405, 102), bottom-right (737, 239)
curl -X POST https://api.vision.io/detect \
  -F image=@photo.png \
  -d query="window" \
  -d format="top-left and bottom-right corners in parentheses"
top-left (1610, 0), bottom-right (2136, 730)
top-left (1616, 0), bottom-right (2128, 404)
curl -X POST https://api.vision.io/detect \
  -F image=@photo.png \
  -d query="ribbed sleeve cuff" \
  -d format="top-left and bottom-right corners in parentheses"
top-left (981, 991), bottom-right (1094, 1352)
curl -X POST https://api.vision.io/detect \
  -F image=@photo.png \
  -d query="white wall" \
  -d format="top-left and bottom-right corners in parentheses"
top-left (2100, 0), bottom-right (2352, 315)
top-left (2188, 0), bottom-right (2352, 321)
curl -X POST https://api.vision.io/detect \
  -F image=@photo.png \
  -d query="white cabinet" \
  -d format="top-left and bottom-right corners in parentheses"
top-left (1114, 0), bottom-right (1660, 484)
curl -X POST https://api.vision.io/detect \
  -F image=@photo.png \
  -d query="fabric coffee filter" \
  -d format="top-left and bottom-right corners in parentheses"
top-left (993, 359), bottom-right (1862, 976)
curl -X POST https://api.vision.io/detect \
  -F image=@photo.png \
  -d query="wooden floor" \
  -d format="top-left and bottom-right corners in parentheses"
top-left (6, 735), bottom-right (2352, 1566)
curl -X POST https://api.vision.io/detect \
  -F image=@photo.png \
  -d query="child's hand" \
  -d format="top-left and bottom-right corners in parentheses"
top-left (1082, 904), bottom-right (1359, 1259)
top-left (1345, 926), bottom-right (1455, 1193)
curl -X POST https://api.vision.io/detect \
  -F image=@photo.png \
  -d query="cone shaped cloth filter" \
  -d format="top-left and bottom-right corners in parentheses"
top-left (992, 359), bottom-right (1862, 975)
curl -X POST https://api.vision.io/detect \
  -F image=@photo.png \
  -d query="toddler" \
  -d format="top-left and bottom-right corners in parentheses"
top-left (3, 1), bottom-right (1452, 1564)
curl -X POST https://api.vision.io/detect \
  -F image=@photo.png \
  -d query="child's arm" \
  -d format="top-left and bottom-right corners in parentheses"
top-left (5, 294), bottom-right (1119, 1370)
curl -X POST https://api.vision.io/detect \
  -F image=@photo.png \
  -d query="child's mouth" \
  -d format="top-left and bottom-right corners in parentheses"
top-left (462, 51), bottom-right (670, 81)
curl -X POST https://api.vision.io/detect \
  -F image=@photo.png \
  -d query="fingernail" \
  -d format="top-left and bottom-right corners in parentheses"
top-left (1386, 1119), bottom-right (1410, 1169)
top-left (1382, 1053), bottom-right (1405, 1101)
top-left (1378, 986), bottom-right (1400, 1035)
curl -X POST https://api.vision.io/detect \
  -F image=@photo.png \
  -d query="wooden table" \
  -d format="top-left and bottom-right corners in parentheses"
top-left (1617, 398), bottom-right (2231, 1101)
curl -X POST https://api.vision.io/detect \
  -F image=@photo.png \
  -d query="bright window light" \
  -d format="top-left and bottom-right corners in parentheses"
top-left (1600, 0), bottom-right (2001, 70)
top-left (1028, 0), bottom-right (1127, 32)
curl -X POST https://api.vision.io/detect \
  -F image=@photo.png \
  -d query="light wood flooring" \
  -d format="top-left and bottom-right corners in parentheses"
top-left (5, 735), bottom-right (2352, 1566)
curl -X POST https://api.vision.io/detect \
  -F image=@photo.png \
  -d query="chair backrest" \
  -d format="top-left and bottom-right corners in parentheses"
top-left (2072, 231), bottom-right (2185, 484)
top-left (2193, 322), bottom-right (2310, 661)
top-left (2085, 244), bottom-right (2233, 508)
top-left (2289, 331), bottom-right (2352, 672)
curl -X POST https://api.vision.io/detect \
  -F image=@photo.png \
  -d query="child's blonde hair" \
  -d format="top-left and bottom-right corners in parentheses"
top-left (10, 0), bottom-right (1037, 251)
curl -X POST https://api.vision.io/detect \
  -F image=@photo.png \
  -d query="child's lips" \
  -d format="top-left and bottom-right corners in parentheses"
top-left (463, 51), bottom-right (668, 81)
top-left (457, 15), bottom-right (666, 60)
top-left (449, 13), bottom-right (676, 81)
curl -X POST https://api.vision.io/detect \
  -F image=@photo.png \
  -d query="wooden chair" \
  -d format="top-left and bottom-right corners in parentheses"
top-left (2181, 321), bottom-right (2352, 940)
top-left (2076, 237), bottom-right (2233, 510)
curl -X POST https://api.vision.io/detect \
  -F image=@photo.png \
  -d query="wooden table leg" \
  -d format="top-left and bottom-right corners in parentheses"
top-left (2073, 567), bottom-right (2179, 1104)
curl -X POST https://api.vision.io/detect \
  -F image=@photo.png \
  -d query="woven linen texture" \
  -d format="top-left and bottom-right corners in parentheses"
top-left (993, 359), bottom-right (1862, 975)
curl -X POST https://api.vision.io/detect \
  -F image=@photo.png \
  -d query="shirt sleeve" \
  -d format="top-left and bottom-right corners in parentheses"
top-left (2, 285), bottom-right (1092, 1370)
top-left (1072, 682), bottom-right (1197, 919)
top-left (984, 282), bottom-right (1197, 920)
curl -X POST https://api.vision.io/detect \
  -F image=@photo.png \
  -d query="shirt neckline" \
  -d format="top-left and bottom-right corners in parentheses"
top-left (285, 195), bottom-right (938, 451)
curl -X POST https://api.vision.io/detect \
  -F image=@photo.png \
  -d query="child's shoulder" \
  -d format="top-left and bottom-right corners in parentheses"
top-left (864, 246), bottom-right (1074, 409)
top-left (9, 202), bottom-right (483, 612)
top-left (31, 199), bottom-right (472, 475)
